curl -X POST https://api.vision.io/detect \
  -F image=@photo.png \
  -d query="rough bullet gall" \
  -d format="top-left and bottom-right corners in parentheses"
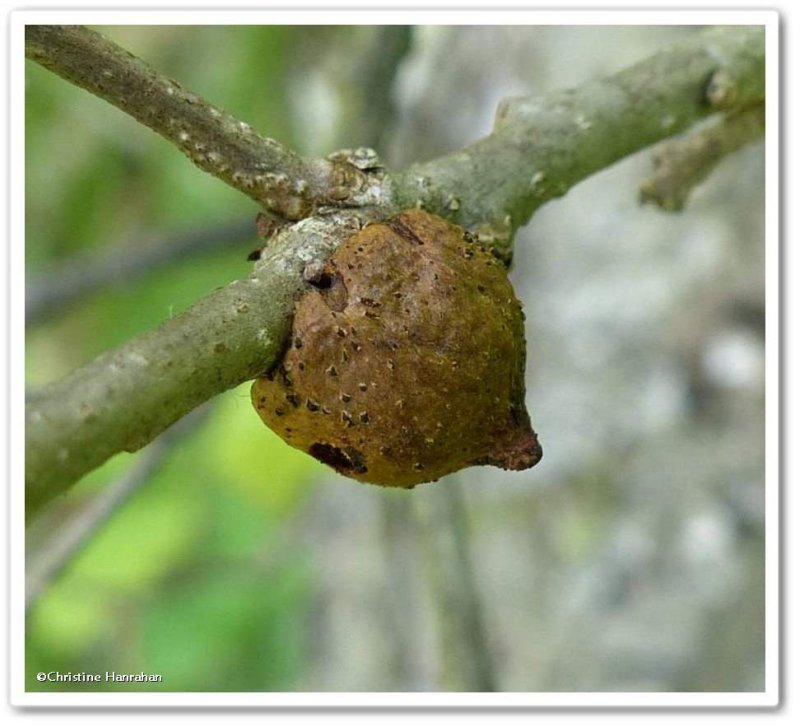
top-left (251, 209), bottom-right (542, 488)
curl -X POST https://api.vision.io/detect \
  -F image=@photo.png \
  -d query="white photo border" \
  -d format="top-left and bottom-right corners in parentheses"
top-left (8, 6), bottom-right (780, 709)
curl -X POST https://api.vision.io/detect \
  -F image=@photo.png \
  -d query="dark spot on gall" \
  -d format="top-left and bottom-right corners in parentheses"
top-left (308, 442), bottom-right (353, 472)
top-left (309, 442), bottom-right (368, 475)
top-left (307, 270), bottom-right (334, 289)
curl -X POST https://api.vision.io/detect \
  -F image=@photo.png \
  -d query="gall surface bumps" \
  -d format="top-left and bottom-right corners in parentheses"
top-left (251, 209), bottom-right (542, 488)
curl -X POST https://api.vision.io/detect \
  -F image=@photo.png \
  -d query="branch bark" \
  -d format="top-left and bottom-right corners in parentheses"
top-left (394, 26), bottom-right (765, 258)
top-left (25, 26), bottom-right (765, 519)
top-left (640, 104), bottom-right (765, 210)
top-left (25, 25), bottom-right (391, 220)
top-left (25, 211), bottom-right (368, 518)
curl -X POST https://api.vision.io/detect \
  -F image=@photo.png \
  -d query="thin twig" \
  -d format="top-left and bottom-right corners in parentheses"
top-left (26, 217), bottom-right (257, 325)
top-left (25, 25), bottom-right (390, 219)
top-left (640, 105), bottom-right (765, 211)
top-left (422, 483), bottom-right (497, 691)
top-left (440, 484), bottom-right (497, 691)
top-left (25, 404), bottom-right (211, 613)
top-left (349, 26), bottom-right (413, 155)
top-left (379, 495), bottom-right (429, 688)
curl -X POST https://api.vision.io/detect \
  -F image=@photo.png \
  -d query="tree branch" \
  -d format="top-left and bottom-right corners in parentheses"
top-left (25, 26), bottom-right (765, 520)
top-left (27, 27), bottom-right (415, 327)
top-left (394, 26), bottom-right (765, 258)
top-left (25, 211), bottom-right (368, 518)
top-left (25, 25), bottom-right (391, 220)
top-left (640, 105), bottom-right (765, 211)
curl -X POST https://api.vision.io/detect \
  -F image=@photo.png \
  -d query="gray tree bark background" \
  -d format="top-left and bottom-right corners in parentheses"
top-left (289, 26), bottom-right (764, 691)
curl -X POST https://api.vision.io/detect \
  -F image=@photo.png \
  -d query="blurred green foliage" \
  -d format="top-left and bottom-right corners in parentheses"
top-left (26, 26), bottom-right (324, 691)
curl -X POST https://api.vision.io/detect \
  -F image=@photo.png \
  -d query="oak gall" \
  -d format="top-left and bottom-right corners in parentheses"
top-left (251, 209), bottom-right (541, 488)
